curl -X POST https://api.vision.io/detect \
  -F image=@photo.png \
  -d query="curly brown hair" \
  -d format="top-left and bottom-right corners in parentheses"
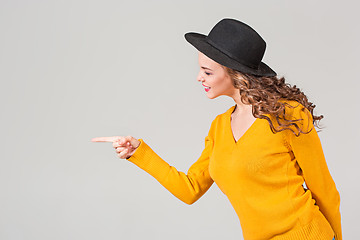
top-left (223, 66), bottom-right (324, 137)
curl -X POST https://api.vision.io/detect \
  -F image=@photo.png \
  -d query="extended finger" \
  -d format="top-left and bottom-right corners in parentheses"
top-left (92, 136), bottom-right (121, 143)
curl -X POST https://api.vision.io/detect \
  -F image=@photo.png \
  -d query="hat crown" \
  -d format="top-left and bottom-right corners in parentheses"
top-left (206, 19), bottom-right (266, 69)
top-left (184, 18), bottom-right (276, 77)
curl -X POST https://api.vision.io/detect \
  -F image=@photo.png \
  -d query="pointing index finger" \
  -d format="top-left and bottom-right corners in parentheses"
top-left (91, 136), bottom-right (121, 142)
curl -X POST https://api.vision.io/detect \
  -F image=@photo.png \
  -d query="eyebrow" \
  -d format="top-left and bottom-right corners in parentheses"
top-left (201, 66), bottom-right (213, 71)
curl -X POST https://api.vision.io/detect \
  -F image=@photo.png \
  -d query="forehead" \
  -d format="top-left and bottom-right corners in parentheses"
top-left (198, 51), bottom-right (221, 70)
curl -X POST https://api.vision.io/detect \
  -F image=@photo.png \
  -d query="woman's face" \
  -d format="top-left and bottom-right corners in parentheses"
top-left (197, 51), bottom-right (238, 99)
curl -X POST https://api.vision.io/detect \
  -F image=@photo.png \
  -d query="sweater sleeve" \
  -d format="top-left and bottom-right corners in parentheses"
top-left (125, 123), bottom-right (216, 205)
top-left (286, 103), bottom-right (342, 240)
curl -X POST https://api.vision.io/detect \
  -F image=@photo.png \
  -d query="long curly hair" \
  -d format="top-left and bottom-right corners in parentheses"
top-left (223, 66), bottom-right (324, 137)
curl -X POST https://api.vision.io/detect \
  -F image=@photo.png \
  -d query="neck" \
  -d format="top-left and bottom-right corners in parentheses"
top-left (233, 102), bottom-right (252, 115)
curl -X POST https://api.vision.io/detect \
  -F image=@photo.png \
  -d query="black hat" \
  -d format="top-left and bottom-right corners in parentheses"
top-left (185, 18), bottom-right (276, 77)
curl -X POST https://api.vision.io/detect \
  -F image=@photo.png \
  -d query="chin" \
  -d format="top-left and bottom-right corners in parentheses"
top-left (206, 94), bottom-right (219, 99)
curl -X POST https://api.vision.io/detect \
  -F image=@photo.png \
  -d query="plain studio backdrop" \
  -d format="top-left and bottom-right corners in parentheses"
top-left (1, 0), bottom-right (359, 239)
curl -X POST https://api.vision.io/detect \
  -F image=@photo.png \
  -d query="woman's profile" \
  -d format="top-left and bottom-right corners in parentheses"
top-left (92, 18), bottom-right (341, 240)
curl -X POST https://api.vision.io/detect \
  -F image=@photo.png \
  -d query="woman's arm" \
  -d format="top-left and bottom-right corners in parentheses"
top-left (287, 104), bottom-right (342, 240)
top-left (92, 117), bottom-right (218, 205)
top-left (126, 134), bottom-right (214, 205)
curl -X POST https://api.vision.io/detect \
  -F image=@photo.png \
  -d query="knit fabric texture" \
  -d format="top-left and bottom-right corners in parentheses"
top-left (127, 100), bottom-right (342, 240)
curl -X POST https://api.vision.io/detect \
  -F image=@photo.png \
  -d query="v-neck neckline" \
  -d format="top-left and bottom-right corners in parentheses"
top-left (228, 104), bottom-right (259, 145)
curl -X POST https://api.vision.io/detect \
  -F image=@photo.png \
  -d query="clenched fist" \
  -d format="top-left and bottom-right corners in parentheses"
top-left (91, 136), bottom-right (141, 159)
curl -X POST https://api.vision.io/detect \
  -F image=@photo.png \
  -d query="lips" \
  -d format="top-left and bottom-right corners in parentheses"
top-left (202, 83), bottom-right (211, 92)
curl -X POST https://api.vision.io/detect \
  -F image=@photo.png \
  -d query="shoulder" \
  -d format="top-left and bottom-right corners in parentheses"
top-left (215, 105), bottom-right (235, 122)
top-left (278, 99), bottom-right (314, 134)
top-left (207, 105), bottom-right (234, 133)
top-left (279, 99), bottom-right (303, 110)
top-left (210, 105), bottom-right (235, 122)
top-left (280, 99), bottom-right (312, 120)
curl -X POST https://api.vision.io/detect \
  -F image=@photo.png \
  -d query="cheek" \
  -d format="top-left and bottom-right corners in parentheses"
top-left (212, 77), bottom-right (228, 89)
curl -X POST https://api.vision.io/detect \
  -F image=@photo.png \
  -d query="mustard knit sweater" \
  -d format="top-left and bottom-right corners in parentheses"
top-left (126, 100), bottom-right (342, 240)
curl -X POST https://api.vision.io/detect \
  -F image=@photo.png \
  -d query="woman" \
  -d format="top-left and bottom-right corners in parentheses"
top-left (92, 18), bottom-right (341, 240)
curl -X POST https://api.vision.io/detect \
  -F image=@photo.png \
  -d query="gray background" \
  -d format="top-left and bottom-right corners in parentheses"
top-left (1, 0), bottom-right (359, 239)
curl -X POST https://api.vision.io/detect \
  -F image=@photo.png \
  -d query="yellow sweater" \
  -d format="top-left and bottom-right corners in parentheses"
top-left (126, 100), bottom-right (342, 240)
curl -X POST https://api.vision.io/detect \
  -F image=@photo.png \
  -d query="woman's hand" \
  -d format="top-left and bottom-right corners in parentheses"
top-left (91, 136), bottom-right (141, 159)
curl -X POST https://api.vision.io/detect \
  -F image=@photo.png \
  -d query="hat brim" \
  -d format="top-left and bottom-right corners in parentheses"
top-left (185, 32), bottom-right (277, 77)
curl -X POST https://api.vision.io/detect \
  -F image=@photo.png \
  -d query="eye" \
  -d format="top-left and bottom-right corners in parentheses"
top-left (205, 72), bottom-right (212, 76)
